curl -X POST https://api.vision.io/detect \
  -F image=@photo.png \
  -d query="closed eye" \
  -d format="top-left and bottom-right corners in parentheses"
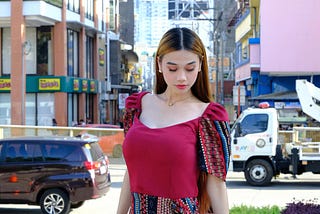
top-left (186, 68), bottom-right (195, 72)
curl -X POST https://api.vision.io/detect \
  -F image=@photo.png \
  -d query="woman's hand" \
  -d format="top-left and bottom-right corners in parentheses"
top-left (117, 170), bottom-right (131, 214)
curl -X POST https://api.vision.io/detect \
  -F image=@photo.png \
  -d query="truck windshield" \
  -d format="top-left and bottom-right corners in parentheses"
top-left (239, 114), bottom-right (268, 135)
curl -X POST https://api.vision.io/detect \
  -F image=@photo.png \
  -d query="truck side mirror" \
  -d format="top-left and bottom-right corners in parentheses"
top-left (234, 123), bottom-right (241, 137)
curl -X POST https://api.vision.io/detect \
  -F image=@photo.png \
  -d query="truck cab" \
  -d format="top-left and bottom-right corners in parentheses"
top-left (230, 104), bottom-right (279, 185)
top-left (230, 80), bottom-right (320, 186)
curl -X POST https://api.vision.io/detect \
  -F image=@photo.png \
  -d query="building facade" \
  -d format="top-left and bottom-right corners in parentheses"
top-left (0, 0), bottom-right (132, 126)
top-left (233, 0), bottom-right (320, 118)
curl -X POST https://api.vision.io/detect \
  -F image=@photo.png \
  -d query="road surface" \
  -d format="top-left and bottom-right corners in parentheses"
top-left (1, 157), bottom-right (320, 213)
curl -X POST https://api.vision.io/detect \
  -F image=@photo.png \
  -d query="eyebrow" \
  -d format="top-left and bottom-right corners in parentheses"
top-left (166, 61), bottom-right (197, 65)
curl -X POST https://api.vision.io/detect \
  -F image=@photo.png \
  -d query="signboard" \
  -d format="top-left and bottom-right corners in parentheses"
top-left (233, 85), bottom-right (246, 106)
top-left (118, 93), bottom-right (129, 109)
top-left (0, 79), bottom-right (11, 91)
top-left (39, 78), bottom-right (60, 91)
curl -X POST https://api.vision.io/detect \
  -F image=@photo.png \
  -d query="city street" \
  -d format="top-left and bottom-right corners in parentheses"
top-left (1, 157), bottom-right (320, 213)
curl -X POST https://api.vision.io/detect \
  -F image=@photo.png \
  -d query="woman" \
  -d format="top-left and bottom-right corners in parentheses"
top-left (117, 27), bottom-right (231, 214)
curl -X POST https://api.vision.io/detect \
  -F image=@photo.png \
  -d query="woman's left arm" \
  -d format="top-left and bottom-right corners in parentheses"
top-left (206, 174), bottom-right (229, 214)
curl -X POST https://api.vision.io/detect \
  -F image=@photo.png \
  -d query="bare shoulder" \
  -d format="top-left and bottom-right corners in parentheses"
top-left (141, 93), bottom-right (158, 105)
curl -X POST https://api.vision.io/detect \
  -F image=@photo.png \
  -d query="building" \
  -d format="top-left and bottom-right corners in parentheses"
top-left (232, 0), bottom-right (320, 118)
top-left (0, 0), bottom-right (128, 126)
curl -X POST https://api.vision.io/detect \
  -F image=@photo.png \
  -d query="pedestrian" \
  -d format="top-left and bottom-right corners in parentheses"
top-left (52, 118), bottom-right (57, 126)
top-left (117, 27), bottom-right (231, 214)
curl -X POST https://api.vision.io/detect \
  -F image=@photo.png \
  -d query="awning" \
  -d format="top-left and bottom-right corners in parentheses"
top-left (67, 21), bottom-right (103, 35)
top-left (121, 50), bottom-right (139, 63)
top-left (249, 91), bottom-right (298, 101)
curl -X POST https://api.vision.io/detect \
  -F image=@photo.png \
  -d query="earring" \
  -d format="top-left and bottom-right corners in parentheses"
top-left (159, 70), bottom-right (162, 73)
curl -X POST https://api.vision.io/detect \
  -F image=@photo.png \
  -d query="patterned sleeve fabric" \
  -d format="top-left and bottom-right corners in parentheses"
top-left (198, 102), bottom-right (231, 181)
top-left (123, 91), bottom-right (148, 136)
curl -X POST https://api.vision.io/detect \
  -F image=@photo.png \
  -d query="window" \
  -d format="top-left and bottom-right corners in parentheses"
top-left (45, 144), bottom-right (82, 161)
top-left (109, 0), bottom-right (115, 30)
top-left (5, 143), bottom-right (42, 162)
top-left (236, 43), bottom-right (242, 64)
top-left (37, 26), bottom-right (53, 75)
top-left (67, 0), bottom-right (80, 13)
top-left (67, 29), bottom-right (79, 77)
top-left (68, 93), bottom-right (79, 126)
top-left (86, 36), bottom-right (94, 79)
top-left (0, 94), bottom-right (11, 125)
top-left (85, 0), bottom-right (94, 20)
top-left (86, 94), bottom-right (94, 123)
top-left (25, 93), bottom-right (55, 126)
top-left (240, 114), bottom-right (268, 135)
top-left (1, 28), bottom-right (11, 74)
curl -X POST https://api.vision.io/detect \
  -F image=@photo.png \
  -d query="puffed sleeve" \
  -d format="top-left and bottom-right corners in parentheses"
top-left (198, 102), bottom-right (231, 181)
top-left (123, 91), bottom-right (148, 136)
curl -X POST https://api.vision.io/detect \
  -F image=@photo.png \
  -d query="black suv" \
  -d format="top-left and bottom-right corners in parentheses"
top-left (0, 135), bottom-right (111, 214)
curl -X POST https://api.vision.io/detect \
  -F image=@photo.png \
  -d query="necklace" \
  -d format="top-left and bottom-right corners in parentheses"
top-left (166, 96), bottom-right (192, 107)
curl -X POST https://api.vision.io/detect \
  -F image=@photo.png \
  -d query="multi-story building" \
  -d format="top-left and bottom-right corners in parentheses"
top-left (233, 0), bottom-right (320, 119)
top-left (134, 0), bottom-right (169, 48)
top-left (0, 0), bottom-right (135, 126)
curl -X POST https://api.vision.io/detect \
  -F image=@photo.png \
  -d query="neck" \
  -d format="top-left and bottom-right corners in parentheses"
top-left (161, 92), bottom-right (192, 107)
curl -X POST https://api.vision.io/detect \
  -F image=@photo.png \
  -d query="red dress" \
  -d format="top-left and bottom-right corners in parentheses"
top-left (123, 92), bottom-right (231, 214)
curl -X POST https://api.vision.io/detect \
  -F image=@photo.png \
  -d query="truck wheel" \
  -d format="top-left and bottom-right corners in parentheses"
top-left (40, 189), bottom-right (70, 214)
top-left (112, 144), bottom-right (123, 158)
top-left (245, 159), bottom-right (273, 186)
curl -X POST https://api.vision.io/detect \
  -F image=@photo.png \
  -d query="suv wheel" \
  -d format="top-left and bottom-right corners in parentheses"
top-left (40, 189), bottom-right (70, 214)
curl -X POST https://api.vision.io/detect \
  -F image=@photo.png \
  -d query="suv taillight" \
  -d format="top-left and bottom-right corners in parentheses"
top-left (84, 161), bottom-right (101, 170)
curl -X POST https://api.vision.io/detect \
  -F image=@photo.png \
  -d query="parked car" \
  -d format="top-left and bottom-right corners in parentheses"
top-left (77, 124), bottom-right (124, 158)
top-left (0, 135), bottom-right (111, 214)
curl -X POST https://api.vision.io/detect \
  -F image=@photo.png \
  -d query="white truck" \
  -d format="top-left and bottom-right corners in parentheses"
top-left (230, 79), bottom-right (320, 186)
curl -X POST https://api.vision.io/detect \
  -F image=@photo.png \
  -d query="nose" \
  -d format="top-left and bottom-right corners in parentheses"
top-left (176, 70), bottom-right (187, 81)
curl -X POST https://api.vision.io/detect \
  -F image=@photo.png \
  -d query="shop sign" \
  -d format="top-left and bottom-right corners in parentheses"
top-left (82, 80), bottom-right (88, 92)
top-left (0, 79), bottom-right (11, 91)
top-left (39, 78), bottom-right (60, 91)
top-left (73, 79), bottom-right (80, 91)
top-left (90, 80), bottom-right (96, 92)
top-left (99, 48), bottom-right (105, 66)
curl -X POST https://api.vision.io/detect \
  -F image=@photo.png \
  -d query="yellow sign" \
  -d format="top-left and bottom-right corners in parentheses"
top-left (74, 79), bottom-right (79, 91)
top-left (0, 79), bottom-right (11, 90)
top-left (90, 81), bottom-right (95, 92)
top-left (82, 80), bottom-right (88, 91)
top-left (99, 48), bottom-right (105, 66)
top-left (39, 78), bottom-right (60, 90)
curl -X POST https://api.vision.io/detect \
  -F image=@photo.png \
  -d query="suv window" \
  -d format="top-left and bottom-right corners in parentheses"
top-left (86, 142), bottom-right (104, 161)
top-left (44, 143), bottom-right (83, 162)
top-left (1, 142), bottom-right (84, 163)
top-left (4, 142), bottom-right (43, 162)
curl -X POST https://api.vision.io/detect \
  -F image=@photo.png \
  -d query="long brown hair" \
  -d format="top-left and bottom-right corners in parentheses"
top-left (155, 27), bottom-right (213, 104)
top-left (155, 27), bottom-right (212, 213)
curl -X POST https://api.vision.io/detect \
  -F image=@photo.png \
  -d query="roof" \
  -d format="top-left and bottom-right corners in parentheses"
top-left (249, 91), bottom-right (298, 101)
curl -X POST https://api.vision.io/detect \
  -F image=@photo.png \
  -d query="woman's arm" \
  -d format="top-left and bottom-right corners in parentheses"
top-left (117, 170), bottom-right (131, 214)
top-left (206, 174), bottom-right (229, 214)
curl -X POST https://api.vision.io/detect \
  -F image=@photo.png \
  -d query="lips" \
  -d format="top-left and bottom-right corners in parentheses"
top-left (176, 85), bottom-right (187, 89)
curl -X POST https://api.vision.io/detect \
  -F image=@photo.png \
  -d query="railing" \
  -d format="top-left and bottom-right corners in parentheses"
top-left (0, 125), bottom-right (123, 139)
top-left (291, 126), bottom-right (320, 160)
top-left (0, 125), bottom-right (125, 157)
